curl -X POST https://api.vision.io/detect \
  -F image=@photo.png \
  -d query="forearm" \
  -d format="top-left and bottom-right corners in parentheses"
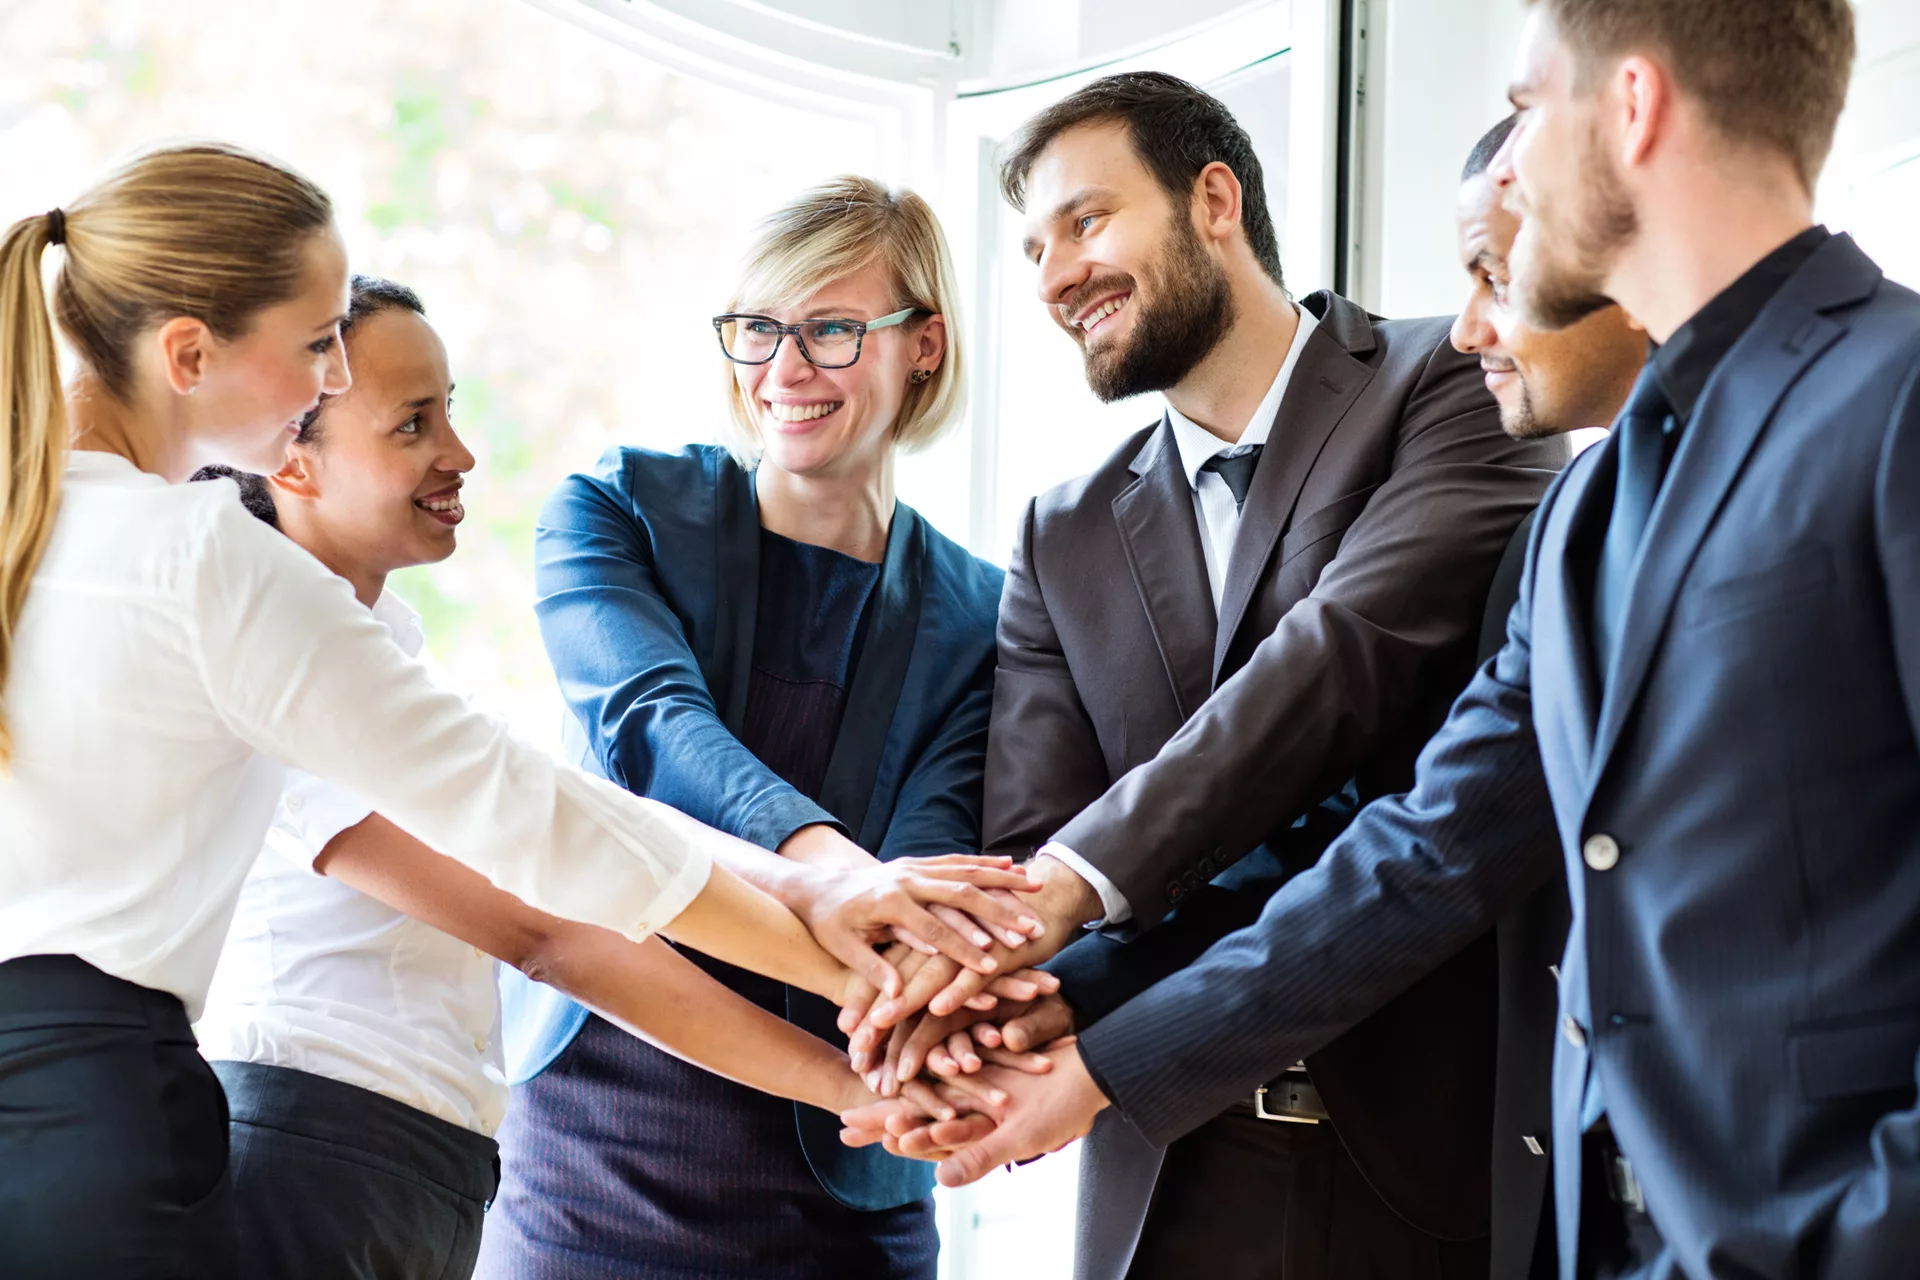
top-left (526, 929), bottom-right (866, 1115)
top-left (315, 815), bottom-right (866, 1113)
top-left (659, 861), bottom-right (850, 1002)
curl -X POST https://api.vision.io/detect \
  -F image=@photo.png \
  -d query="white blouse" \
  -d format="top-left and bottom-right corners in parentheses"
top-left (0, 451), bottom-right (714, 1020)
top-left (197, 592), bottom-right (508, 1135)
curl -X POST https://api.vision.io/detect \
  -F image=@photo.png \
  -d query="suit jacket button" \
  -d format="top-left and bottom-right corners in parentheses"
top-left (1583, 834), bottom-right (1621, 871)
top-left (1167, 882), bottom-right (1183, 903)
top-left (1562, 1015), bottom-right (1587, 1048)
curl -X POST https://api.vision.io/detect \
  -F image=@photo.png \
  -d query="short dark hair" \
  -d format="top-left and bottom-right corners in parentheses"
top-left (1525, 0), bottom-right (1854, 190)
top-left (1462, 114), bottom-right (1519, 183)
top-left (192, 274), bottom-right (429, 524)
top-left (189, 463), bottom-right (279, 527)
top-left (295, 274), bottom-right (427, 443)
top-left (999, 71), bottom-right (1284, 291)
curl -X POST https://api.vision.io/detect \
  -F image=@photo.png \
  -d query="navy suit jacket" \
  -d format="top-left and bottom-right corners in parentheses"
top-left (1075, 234), bottom-right (1920, 1278)
top-left (501, 442), bottom-right (1003, 1211)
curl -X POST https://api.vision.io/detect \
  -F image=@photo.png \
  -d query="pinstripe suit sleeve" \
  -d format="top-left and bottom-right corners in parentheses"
top-left (1817, 349), bottom-right (1920, 1278)
top-left (1074, 522), bottom-right (1562, 1146)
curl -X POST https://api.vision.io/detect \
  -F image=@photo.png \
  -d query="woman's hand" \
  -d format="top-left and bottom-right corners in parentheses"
top-left (782, 846), bottom-right (1046, 982)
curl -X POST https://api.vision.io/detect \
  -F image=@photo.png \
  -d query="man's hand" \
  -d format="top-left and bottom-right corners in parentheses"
top-left (778, 833), bottom-right (1045, 984)
top-left (840, 1040), bottom-right (1109, 1187)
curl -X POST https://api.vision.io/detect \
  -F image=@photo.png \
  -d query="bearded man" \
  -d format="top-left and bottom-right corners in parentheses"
top-left (848, 71), bottom-right (1567, 1280)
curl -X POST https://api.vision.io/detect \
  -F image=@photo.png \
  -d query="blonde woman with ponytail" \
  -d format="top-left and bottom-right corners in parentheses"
top-left (0, 146), bottom-right (943, 1279)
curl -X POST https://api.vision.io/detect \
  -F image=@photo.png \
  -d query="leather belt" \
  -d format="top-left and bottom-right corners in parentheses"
top-left (1244, 1063), bottom-right (1328, 1124)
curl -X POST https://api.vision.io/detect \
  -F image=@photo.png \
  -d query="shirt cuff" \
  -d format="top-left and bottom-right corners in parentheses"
top-left (268, 770), bottom-right (377, 876)
top-left (1038, 841), bottom-right (1133, 926)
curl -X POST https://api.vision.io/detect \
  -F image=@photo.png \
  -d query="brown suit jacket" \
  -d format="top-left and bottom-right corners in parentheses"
top-left (982, 290), bottom-right (1567, 1278)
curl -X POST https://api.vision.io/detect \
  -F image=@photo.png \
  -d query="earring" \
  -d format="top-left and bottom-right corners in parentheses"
top-left (909, 368), bottom-right (932, 384)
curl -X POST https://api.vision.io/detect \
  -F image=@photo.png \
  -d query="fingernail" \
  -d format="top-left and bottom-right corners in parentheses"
top-left (989, 1090), bottom-right (1007, 1104)
top-left (1019, 916), bottom-right (1040, 931)
top-left (980, 956), bottom-right (998, 972)
top-left (1030, 920), bottom-right (1047, 937)
top-left (972, 931), bottom-right (991, 946)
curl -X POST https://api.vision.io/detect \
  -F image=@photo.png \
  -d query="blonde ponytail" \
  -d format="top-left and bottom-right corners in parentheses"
top-left (0, 142), bottom-right (333, 762)
top-left (0, 214), bottom-right (68, 766)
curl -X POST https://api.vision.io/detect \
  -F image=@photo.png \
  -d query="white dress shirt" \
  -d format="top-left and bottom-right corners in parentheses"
top-left (1044, 306), bottom-right (1320, 925)
top-left (197, 592), bottom-right (508, 1135)
top-left (0, 452), bottom-right (716, 1021)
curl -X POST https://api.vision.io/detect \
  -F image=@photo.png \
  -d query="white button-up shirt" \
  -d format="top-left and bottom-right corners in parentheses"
top-left (197, 592), bottom-right (508, 1135)
top-left (0, 452), bottom-right (716, 1020)
top-left (1045, 306), bottom-right (1319, 925)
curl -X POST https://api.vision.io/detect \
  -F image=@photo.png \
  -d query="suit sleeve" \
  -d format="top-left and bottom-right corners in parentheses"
top-left (533, 466), bottom-right (833, 852)
top-left (1075, 525), bottom-right (1561, 1145)
top-left (980, 498), bottom-right (1116, 861)
top-left (1817, 346), bottom-right (1920, 1277)
top-left (1055, 339), bottom-right (1563, 928)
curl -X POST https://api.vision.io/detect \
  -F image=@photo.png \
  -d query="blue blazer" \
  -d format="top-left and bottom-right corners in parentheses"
top-left (501, 442), bottom-right (1004, 1211)
top-left (1071, 234), bottom-right (1920, 1278)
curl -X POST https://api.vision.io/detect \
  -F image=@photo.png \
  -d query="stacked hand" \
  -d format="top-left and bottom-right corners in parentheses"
top-left (837, 1032), bottom-right (1111, 1187)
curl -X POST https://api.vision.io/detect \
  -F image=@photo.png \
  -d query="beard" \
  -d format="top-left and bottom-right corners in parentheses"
top-left (1499, 379), bottom-right (1548, 438)
top-left (1510, 120), bottom-right (1637, 332)
top-left (1078, 211), bottom-right (1234, 403)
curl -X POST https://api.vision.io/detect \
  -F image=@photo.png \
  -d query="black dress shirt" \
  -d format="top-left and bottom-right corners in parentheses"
top-left (1650, 225), bottom-right (1832, 426)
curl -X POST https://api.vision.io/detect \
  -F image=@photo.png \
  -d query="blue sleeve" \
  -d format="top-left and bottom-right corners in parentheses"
top-left (533, 463), bottom-right (834, 851)
top-left (877, 564), bottom-right (1000, 862)
top-left (1817, 346), bottom-right (1920, 1278)
top-left (1075, 524), bottom-right (1561, 1146)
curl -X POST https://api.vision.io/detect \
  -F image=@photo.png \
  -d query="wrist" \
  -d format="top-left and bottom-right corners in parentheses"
top-left (1032, 854), bottom-right (1103, 932)
top-left (1060, 1043), bottom-right (1111, 1115)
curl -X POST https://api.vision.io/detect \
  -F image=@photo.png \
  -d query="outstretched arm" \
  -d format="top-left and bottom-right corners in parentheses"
top-left (316, 813), bottom-right (943, 1115)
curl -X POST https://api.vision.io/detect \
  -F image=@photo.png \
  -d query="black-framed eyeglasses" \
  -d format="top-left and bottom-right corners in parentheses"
top-left (711, 307), bottom-right (928, 369)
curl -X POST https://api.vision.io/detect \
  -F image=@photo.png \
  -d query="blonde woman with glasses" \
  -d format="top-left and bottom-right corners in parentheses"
top-left (0, 147), bottom-right (950, 1280)
top-left (481, 177), bottom-right (1048, 1280)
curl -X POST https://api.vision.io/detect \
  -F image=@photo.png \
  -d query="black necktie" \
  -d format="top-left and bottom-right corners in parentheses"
top-left (1201, 445), bottom-right (1263, 512)
top-left (1592, 367), bottom-right (1676, 682)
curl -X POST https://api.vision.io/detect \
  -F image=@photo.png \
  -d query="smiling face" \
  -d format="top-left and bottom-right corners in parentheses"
top-left (187, 226), bottom-right (353, 473)
top-left (1450, 171), bottom-right (1645, 437)
top-left (1495, 9), bottom-right (1639, 331)
top-left (276, 305), bottom-right (471, 578)
top-left (1019, 122), bottom-right (1232, 402)
top-left (730, 258), bottom-right (944, 482)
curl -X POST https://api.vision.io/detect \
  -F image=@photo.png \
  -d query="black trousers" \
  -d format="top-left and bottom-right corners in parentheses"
top-left (214, 1060), bottom-right (501, 1280)
top-left (1125, 1108), bottom-right (1491, 1280)
top-left (0, 953), bottom-right (236, 1279)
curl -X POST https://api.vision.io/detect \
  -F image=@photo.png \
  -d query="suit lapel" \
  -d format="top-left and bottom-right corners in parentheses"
top-left (1213, 298), bottom-right (1375, 682)
top-left (818, 506), bottom-right (923, 849)
top-left (1113, 423), bottom-right (1217, 720)
top-left (711, 457), bottom-right (760, 735)
top-left (1587, 242), bottom-right (1870, 781)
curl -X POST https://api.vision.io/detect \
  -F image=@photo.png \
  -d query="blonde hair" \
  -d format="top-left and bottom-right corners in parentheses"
top-left (720, 176), bottom-right (966, 466)
top-left (0, 142), bottom-right (333, 763)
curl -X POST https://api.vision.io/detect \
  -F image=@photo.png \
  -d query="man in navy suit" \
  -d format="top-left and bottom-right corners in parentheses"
top-left (845, 1), bottom-right (1920, 1275)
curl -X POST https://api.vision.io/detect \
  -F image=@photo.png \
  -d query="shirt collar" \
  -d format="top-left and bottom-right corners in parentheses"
top-left (370, 589), bottom-right (426, 659)
top-left (1166, 304), bottom-right (1319, 491)
top-left (1652, 225), bottom-right (1830, 423)
top-left (65, 449), bottom-right (167, 487)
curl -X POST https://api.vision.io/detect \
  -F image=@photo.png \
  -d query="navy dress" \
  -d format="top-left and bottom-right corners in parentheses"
top-left (480, 530), bottom-right (936, 1280)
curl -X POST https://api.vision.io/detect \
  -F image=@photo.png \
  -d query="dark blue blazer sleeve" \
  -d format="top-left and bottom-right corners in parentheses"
top-left (876, 681), bottom-right (992, 860)
top-left (533, 453), bottom-right (833, 851)
top-left (1075, 515), bottom-right (1564, 1146)
top-left (1818, 351), bottom-right (1920, 1278)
